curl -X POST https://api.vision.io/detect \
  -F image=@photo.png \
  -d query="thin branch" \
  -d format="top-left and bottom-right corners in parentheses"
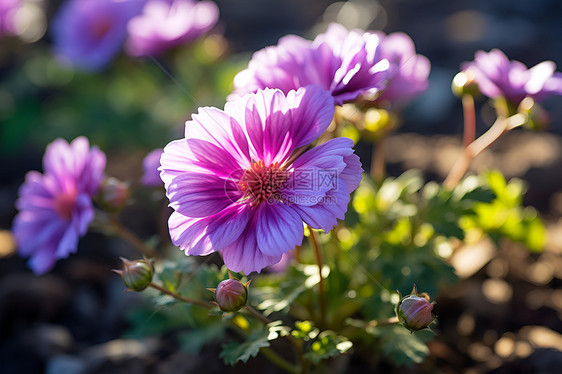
top-left (149, 282), bottom-right (214, 309)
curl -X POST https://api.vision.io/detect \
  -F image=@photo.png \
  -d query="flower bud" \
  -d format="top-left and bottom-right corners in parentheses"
top-left (114, 257), bottom-right (153, 292)
top-left (97, 177), bottom-right (130, 211)
top-left (213, 278), bottom-right (248, 313)
top-left (396, 285), bottom-right (436, 332)
top-left (451, 69), bottom-right (480, 98)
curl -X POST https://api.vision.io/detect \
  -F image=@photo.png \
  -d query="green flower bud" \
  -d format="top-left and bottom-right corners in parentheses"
top-left (213, 278), bottom-right (248, 313)
top-left (114, 257), bottom-right (153, 292)
top-left (97, 177), bottom-right (130, 212)
top-left (396, 284), bottom-right (436, 332)
top-left (452, 69), bottom-right (480, 98)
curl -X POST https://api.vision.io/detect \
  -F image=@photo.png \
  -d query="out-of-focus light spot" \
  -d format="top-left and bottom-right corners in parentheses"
top-left (389, 292), bottom-right (399, 305)
top-left (527, 261), bottom-right (554, 285)
top-left (520, 326), bottom-right (562, 350)
top-left (0, 230), bottom-right (17, 258)
top-left (401, 266), bottom-right (411, 276)
top-left (486, 258), bottom-right (509, 278)
top-left (514, 341), bottom-right (533, 358)
top-left (525, 289), bottom-right (549, 310)
top-left (445, 10), bottom-right (488, 43)
top-left (346, 290), bottom-right (357, 299)
top-left (24, 54), bottom-right (49, 87)
top-left (337, 228), bottom-right (351, 242)
top-left (457, 312), bottom-right (475, 336)
top-left (13, 2), bottom-right (46, 43)
top-left (495, 335), bottom-right (515, 358)
top-left (320, 0), bottom-right (387, 31)
top-left (467, 342), bottom-right (492, 362)
top-left (450, 238), bottom-right (495, 278)
top-left (482, 278), bottom-right (513, 304)
top-left (552, 290), bottom-right (562, 311)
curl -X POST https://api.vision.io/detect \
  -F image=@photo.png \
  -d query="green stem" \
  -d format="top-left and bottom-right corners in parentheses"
top-left (110, 215), bottom-right (158, 258)
top-left (443, 114), bottom-right (526, 189)
top-left (245, 305), bottom-right (271, 325)
top-left (149, 282), bottom-right (214, 309)
top-left (309, 230), bottom-right (327, 327)
top-left (368, 316), bottom-right (400, 328)
top-left (462, 94), bottom-right (476, 148)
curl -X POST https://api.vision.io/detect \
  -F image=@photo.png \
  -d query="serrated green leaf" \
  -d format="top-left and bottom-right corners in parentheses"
top-left (220, 329), bottom-right (270, 365)
top-left (376, 325), bottom-right (432, 366)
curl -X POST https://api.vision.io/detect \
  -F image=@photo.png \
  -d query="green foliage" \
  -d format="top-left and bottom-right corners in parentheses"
top-left (219, 329), bottom-right (271, 366)
top-left (303, 331), bottom-right (353, 364)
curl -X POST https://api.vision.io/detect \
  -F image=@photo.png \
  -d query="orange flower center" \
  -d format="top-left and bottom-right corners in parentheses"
top-left (238, 161), bottom-right (288, 205)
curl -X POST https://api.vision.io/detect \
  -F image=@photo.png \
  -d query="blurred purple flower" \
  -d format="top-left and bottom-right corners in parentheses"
top-left (12, 137), bottom-right (106, 274)
top-left (160, 86), bottom-right (362, 273)
top-left (0, 0), bottom-right (21, 36)
top-left (51, 0), bottom-right (145, 71)
top-left (141, 148), bottom-right (163, 186)
top-left (231, 23), bottom-right (390, 106)
top-left (463, 49), bottom-right (562, 104)
top-left (126, 0), bottom-right (219, 57)
top-left (372, 32), bottom-right (430, 104)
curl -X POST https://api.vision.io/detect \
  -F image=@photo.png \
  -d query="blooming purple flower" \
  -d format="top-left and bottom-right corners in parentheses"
top-left (126, 0), bottom-right (219, 57)
top-left (160, 86), bottom-right (363, 273)
top-left (141, 148), bottom-right (164, 186)
top-left (51, 0), bottom-right (145, 71)
top-left (462, 49), bottom-right (562, 104)
top-left (372, 32), bottom-right (430, 104)
top-left (12, 137), bottom-right (106, 274)
top-left (231, 23), bottom-right (390, 106)
top-left (0, 0), bottom-right (21, 37)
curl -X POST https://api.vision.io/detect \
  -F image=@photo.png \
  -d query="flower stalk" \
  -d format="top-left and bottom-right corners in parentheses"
top-left (149, 282), bottom-right (215, 309)
top-left (309, 230), bottom-right (327, 327)
top-left (444, 113), bottom-right (526, 189)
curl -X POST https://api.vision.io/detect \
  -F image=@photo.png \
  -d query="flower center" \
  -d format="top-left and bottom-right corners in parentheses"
top-left (238, 161), bottom-right (287, 205)
top-left (92, 18), bottom-right (113, 39)
top-left (54, 189), bottom-right (77, 221)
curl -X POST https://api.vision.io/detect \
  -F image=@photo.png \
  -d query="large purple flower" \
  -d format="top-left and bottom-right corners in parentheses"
top-left (12, 137), bottom-right (106, 274)
top-left (160, 86), bottom-right (363, 273)
top-left (126, 0), bottom-right (219, 57)
top-left (372, 31), bottom-right (430, 104)
top-left (462, 49), bottom-right (562, 104)
top-left (231, 23), bottom-right (390, 106)
top-left (51, 0), bottom-right (145, 71)
top-left (141, 148), bottom-right (164, 186)
top-left (0, 0), bottom-right (21, 37)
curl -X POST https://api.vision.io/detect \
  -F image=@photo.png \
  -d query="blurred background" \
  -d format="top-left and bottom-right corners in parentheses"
top-left (1, 0), bottom-right (561, 373)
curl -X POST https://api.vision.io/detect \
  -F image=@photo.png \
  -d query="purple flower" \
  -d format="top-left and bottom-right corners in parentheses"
top-left (51, 0), bottom-right (145, 71)
top-left (372, 32), bottom-right (430, 104)
top-left (141, 148), bottom-right (164, 186)
top-left (0, 0), bottom-right (21, 37)
top-left (12, 137), bottom-right (106, 274)
top-left (231, 23), bottom-right (390, 106)
top-left (160, 86), bottom-right (363, 273)
top-left (126, 0), bottom-right (219, 57)
top-left (462, 49), bottom-right (562, 104)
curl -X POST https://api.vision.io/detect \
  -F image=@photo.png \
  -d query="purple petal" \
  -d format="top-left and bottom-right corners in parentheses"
top-left (169, 203), bottom-right (250, 256)
top-left (141, 148), bottom-right (164, 186)
top-left (256, 202), bottom-right (303, 256)
top-left (221, 213), bottom-right (282, 274)
top-left (166, 172), bottom-right (241, 218)
top-left (291, 180), bottom-right (350, 232)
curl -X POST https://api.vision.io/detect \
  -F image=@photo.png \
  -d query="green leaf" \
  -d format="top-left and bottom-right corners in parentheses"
top-left (303, 331), bottom-right (353, 364)
top-left (220, 329), bottom-right (270, 366)
top-left (178, 324), bottom-right (226, 354)
top-left (374, 325), bottom-right (432, 366)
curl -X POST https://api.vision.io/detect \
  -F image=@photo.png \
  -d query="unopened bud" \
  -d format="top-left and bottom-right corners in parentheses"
top-left (518, 97), bottom-right (550, 130)
top-left (396, 284), bottom-right (436, 332)
top-left (212, 278), bottom-right (248, 313)
top-left (114, 257), bottom-right (153, 291)
top-left (98, 177), bottom-right (130, 211)
top-left (452, 69), bottom-right (480, 98)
